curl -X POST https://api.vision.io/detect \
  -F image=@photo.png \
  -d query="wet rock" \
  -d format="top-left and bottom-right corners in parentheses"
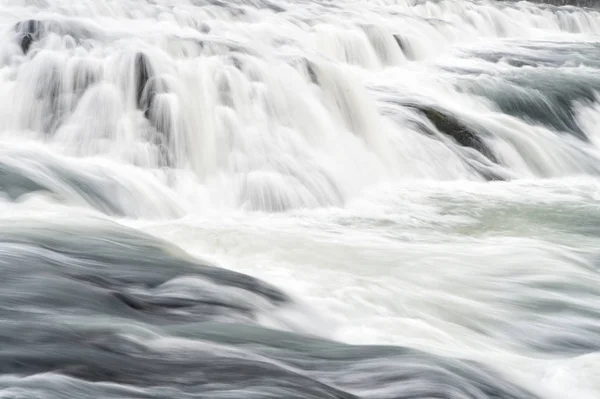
top-left (306, 60), bottom-right (319, 85)
top-left (15, 20), bottom-right (42, 54)
top-left (19, 33), bottom-right (34, 54)
top-left (133, 54), bottom-right (175, 166)
top-left (134, 53), bottom-right (153, 109)
top-left (14, 19), bottom-right (97, 54)
top-left (291, 58), bottom-right (319, 85)
top-left (411, 105), bottom-right (498, 164)
top-left (393, 34), bottom-right (415, 60)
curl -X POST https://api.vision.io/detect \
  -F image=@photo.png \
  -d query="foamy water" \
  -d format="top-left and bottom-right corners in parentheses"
top-left (0, 0), bottom-right (599, 398)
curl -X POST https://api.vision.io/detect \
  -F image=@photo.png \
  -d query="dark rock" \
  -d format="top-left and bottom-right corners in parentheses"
top-left (20, 33), bottom-right (34, 54)
top-left (306, 60), bottom-right (319, 85)
top-left (133, 54), bottom-right (175, 166)
top-left (14, 19), bottom-right (97, 55)
top-left (15, 20), bottom-right (42, 54)
top-left (393, 34), bottom-right (415, 60)
top-left (411, 105), bottom-right (498, 163)
top-left (134, 52), bottom-right (153, 110)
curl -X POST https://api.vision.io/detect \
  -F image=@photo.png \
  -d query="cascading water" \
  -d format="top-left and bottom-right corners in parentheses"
top-left (1, 0), bottom-right (600, 398)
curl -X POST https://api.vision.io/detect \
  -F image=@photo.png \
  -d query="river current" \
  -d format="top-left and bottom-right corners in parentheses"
top-left (1, 1), bottom-right (600, 398)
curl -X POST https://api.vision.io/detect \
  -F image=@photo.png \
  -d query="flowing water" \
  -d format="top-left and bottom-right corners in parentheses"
top-left (1, 0), bottom-right (600, 398)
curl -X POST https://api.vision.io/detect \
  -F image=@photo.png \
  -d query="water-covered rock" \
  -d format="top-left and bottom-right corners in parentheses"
top-left (0, 218), bottom-right (539, 399)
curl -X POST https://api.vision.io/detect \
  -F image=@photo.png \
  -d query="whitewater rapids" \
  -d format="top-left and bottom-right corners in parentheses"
top-left (1, 0), bottom-right (600, 398)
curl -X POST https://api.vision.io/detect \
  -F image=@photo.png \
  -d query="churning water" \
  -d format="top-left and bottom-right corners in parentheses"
top-left (1, 0), bottom-right (600, 398)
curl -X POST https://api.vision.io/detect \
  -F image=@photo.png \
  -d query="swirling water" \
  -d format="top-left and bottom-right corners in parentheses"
top-left (1, 0), bottom-right (600, 398)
